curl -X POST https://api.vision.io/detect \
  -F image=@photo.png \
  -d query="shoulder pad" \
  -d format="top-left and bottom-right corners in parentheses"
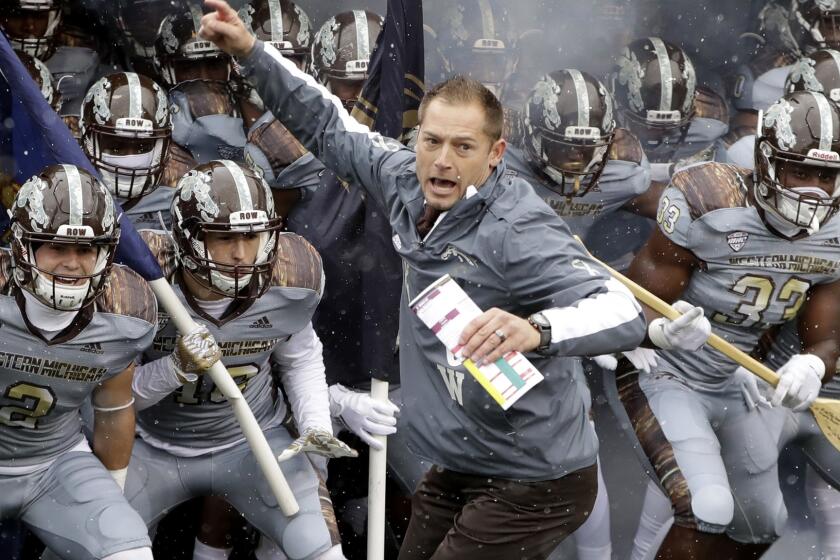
top-left (502, 106), bottom-right (524, 148)
top-left (723, 126), bottom-right (756, 148)
top-left (749, 47), bottom-right (798, 78)
top-left (0, 250), bottom-right (12, 294)
top-left (670, 163), bottom-right (749, 220)
top-left (608, 128), bottom-right (644, 164)
top-left (139, 230), bottom-right (178, 281)
top-left (247, 117), bottom-right (308, 172)
top-left (160, 143), bottom-right (198, 188)
top-left (96, 265), bottom-right (156, 325)
top-left (271, 233), bottom-right (324, 293)
top-left (693, 86), bottom-right (729, 123)
top-left (169, 80), bottom-right (238, 119)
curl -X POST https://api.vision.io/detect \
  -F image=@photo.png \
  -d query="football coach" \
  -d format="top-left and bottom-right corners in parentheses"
top-left (199, 2), bottom-right (646, 557)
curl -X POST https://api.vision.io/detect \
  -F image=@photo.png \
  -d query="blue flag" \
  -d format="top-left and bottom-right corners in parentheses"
top-left (0, 32), bottom-right (163, 281)
top-left (353, 0), bottom-right (425, 139)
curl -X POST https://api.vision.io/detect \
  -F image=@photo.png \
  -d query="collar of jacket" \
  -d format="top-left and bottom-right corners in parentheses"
top-left (403, 159), bottom-right (510, 241)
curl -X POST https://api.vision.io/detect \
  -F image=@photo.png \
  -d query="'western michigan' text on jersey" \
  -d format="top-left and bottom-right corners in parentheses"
top-left (0, 253), bottom-right (157, 467)
top-left (654, 163), bottom-right (840, 390)
top-left (505, 128), bottom-right (651, 240)
top-left (136, 231), bottom-right (323, 450)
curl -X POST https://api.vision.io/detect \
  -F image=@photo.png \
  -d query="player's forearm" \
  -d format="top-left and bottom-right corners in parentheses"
top-left (93, 407), bottom-right (135, 470)
top-left (274, 325), bottom-right (333, 434)
top-left (132, 357), bottom-right (191, 411)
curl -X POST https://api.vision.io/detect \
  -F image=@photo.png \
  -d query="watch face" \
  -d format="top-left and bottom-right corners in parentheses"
top-left (533, 313), bottom-right (550, 328)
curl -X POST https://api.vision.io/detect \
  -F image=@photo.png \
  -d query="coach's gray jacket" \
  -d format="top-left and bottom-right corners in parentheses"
top-left (240, 42), bottom-right (646, 480)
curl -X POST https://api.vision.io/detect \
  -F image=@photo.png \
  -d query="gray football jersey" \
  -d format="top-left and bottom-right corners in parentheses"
top-left (118, 186), bottom-right (175, 231)
top-left (45, 46), bottom-right (100, 118)
top-left (136, 230), bottom-right (324, 449)
top-left (168, 81), bottom-right (247, 163)
top-left (0, 254), bottom-right (157, 467)
top-left (505, 128), bottom-right (650, 240)
top-left (653, 163), bottom-right (840, 391)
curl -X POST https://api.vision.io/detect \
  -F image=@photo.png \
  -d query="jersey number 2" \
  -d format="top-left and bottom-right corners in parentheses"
top-left (0, 382), bottom-right (56, 429)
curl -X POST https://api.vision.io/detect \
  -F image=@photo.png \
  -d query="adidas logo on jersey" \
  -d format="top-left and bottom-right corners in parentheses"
top-left (80, 342), bottom-right (104, 354)
top-left (823, 237), bottom-right (840, 247)
top-left (249, 316), bottom-right (272, 329)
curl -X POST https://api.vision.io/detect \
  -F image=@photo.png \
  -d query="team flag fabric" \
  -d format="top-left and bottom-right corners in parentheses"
top-left (0, 32), bottom-right (163, 281)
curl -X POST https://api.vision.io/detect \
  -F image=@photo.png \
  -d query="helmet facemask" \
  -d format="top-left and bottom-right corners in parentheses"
top-left (178, 215), bottom-right (281, 300)
top-left (754, 136), bottom-right (840, 235)
top-left (447, 39), bottom-right (510, 97)
top-left (527, 125), bottom-right (614, 197)
top-left (85, 130), bottom-right (170, 200)
top-left (2, 1), bottom-right (61, 59)
top-left (618, 106), bottom-right (693, 163)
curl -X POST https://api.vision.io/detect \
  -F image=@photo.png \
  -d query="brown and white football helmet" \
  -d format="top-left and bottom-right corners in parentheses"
top-left (10, 164), bottom-right (120, 310)
top-left (171, 160), bottom-right (283, 299)
top-left (1, 0), bottom-right (62, 59)
top-left (79, 72), bottom-right (172, 200)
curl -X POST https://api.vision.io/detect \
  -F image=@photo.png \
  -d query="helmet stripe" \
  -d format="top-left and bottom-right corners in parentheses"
top-left (125, 72), bottom-right (142, 119)
top-left (828, 49), bottom-right (840, 81)
top-left (353, 10), bottom-right (370, 61)
top-left (478, 0), bottom-right (495, 39)
top-left (269, 0), bottom-right (284, 41)
top-left (568, 69), bottom-right (591, 127)
top-left (650, 37), bottom-right (673, 111)
top-left (189, 4), bottom-right (203, 33)
top-left (220, 160), bottom-right (253, 211)
top-left (813, 92), bottom-right (834, 151)
top-left (62, 165), bottom-right (83, 226)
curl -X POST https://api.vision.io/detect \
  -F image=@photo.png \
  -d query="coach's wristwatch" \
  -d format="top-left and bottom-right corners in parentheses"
top-left (528, 312), bottom-right (552, 353)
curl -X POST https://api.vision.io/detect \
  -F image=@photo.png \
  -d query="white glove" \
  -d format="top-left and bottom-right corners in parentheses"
top-left (328, 384), bottom-right (399, 451)
top-left (623, 347), bottom-right (659, 373)
top-left (592, 348), bottom-right (659, 373)
top-left (648, 300), bottom-right (711, 351)
top-left (732, 366), bottom-right (771, 411)
top-left (771, 354), bottom-right (824, 411)
top-left (592, 354), bottom-right (618, 371)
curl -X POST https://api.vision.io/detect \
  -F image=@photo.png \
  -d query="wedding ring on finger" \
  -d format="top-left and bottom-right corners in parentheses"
top-left (495, 329), bottom-right (507, 343)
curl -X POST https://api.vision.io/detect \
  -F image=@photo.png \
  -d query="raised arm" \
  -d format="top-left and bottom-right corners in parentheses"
top-left (200, 0), bottom-right (413, 210)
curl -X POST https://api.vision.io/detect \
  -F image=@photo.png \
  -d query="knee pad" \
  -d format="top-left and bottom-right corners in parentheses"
top-left (102, 547), bottom-right (154, 560)
top-left (691, 485), bottom-right (734, 530)
top-left (281, 513), bottom-right (331, 560)
top-left (314, 545), bottom-right (345, 560)
top-left (808, 466), bottom-right (840, 557)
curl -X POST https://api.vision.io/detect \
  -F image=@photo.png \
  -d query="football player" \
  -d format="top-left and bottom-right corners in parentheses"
top-left (505, 68), bottom-right (653, 560)
top-left (80, 72), bottom-right (179, 231)
top-left (0, 164), bottom-right (156, 559)
top-left (622, 90), bottom-right (840, 558)
top-left (125, 159), bottom-right (353, 560)
top-left (311, 10), bottom-right (383, 113)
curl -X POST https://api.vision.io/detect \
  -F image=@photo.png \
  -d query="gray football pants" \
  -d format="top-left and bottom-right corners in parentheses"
top-left (0, 450), bottom-right (151, 559)
top-left (615, 369), bottom-right (788, 544)
top-left (125, 426), bottom-right (331, 560)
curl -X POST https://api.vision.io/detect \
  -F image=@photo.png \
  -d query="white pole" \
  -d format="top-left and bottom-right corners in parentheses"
top-left (150, 278), bottom-right (300, 516)
top-left (367, 378), bottom-right (389, 560)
